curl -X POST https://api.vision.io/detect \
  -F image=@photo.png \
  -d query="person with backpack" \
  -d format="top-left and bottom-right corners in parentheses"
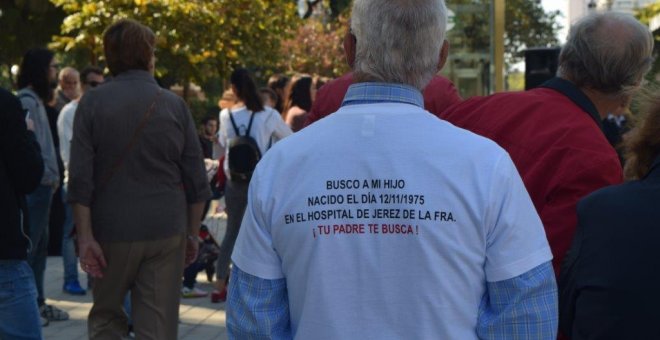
top-left (213, 68), bottom-right (292, 302)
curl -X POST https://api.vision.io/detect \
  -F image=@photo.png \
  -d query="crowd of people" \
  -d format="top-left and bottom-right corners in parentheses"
top-left (1, 0), bottom-right (658, 339)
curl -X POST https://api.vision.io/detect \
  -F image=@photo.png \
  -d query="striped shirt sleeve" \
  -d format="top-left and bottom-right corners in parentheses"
top-left (477, 261), bottom-right (558, 339)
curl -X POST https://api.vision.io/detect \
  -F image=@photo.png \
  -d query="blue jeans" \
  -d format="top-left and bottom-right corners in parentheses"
top-left (0, 261), bottom-right (42, 340)
top-left (216, 180), bottom-right (248, 282)
top-left (183, 261), bottom-right (204, 289)
top-left (124, 293), bottom-right (132, 325)
top-left (26, 184), bottom-right (54, 305)
top-left (61, 185), bottom-right (79, 283)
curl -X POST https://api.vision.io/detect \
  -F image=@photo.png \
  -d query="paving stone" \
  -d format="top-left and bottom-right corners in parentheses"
top-left (41, 210), bottom-right (229, 339)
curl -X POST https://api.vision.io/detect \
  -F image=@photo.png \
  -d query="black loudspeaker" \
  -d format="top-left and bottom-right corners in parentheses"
top-left (525, 47), bottom-right (561, 90)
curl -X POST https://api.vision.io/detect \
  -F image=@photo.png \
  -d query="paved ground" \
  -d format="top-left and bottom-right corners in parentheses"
top-left (42, 204), bottom-right (229, 340)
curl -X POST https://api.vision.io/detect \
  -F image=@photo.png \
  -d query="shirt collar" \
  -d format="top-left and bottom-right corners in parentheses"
top-left (341, 82), bottom-right (424, 108)
top-left (112, 70), bottom-right (158, 84)
top-left (540, 77), bottom-right (602, 131)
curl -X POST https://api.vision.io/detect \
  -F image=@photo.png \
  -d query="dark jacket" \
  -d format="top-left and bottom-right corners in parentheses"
top-left (559, 154), bottom-right (660, 340)
top-left (67, 70), bottom-right (212, 242)
top-left (0, 88), bottom-right (44, 260)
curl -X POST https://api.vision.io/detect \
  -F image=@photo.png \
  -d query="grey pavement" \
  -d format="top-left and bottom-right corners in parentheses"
top-left (41, 205), bottom-right (229, 340)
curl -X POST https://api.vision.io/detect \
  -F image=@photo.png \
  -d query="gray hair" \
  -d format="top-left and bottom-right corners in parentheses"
top-left (351, 0), bottom-right (448, 90)
top-left (558, 12), bottom-right (654, 96)
top-left (59, 66), bottom-right (79, 81)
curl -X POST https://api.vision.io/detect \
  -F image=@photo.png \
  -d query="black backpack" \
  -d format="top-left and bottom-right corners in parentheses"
top-left (227, 109), bottom-right (261, 183)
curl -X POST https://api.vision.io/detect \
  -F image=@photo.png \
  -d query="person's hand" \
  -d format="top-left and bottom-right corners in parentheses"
top-left (26, 118), bottom-right (35, 131)
top-left (185, 235), bottom-right (199, 266)
top-left (78, 237), bottom-right (107, 278)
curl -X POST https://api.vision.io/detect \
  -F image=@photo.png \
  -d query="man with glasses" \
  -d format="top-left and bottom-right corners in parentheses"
top-left (57, 66), bottom-right (104, 295)
top-left (17, 47), bottom-right (68, 326)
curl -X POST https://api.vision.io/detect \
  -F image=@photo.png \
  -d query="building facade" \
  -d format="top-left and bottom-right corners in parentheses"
top-left (569, 0), bottom-right (657, 23)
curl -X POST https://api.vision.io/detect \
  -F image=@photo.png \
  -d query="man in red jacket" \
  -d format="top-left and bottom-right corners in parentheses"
top-left (441, 12), bottom-right (654, 275)
top-left (304, 72), bottom-right (461, 127)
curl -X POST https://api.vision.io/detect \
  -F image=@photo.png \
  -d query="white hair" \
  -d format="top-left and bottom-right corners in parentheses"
top-left (558, 12), bottom-right (654, 96)
top-left (59, 66), bottom-right (79, 81)
top-left (351, 0), bottom-right (448, 90)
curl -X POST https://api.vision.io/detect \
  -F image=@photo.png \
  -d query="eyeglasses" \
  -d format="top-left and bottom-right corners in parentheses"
top-left (50, 63), bottom-right (60, 69)
top-left (88, 81), bottom-right (101, 88)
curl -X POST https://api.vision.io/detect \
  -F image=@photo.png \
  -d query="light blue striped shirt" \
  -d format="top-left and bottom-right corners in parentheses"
top-left (341, 82), bottom-right (424, 108)
top-left (228, 263), bottom-right (557, 339)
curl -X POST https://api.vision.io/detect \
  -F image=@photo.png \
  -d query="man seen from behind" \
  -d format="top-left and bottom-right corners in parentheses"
top-left (227, 0), bottom-right (558, 338)
top-left (441, 12), bottom-right (654, 275)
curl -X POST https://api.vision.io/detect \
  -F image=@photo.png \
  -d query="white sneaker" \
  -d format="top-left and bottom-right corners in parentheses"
top-left (181, 286), bottom-right (208, 298)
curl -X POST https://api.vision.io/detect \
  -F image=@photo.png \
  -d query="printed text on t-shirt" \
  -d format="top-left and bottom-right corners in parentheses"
top-left (282, 178), bottom-right (456, 239)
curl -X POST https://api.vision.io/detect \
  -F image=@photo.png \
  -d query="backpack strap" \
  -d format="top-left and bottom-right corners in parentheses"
top-left (228, 109), bottom-right (241, 136)
top-left (98, 88), bottom-right (162, 190)
top-left (228, 108), bottom-right (257, 137)
top-left (245, 110), bottom-right (256, 136)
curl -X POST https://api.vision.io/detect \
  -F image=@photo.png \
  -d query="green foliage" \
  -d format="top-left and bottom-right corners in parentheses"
top-left (504, 0), bottom-right (561, 66)
top-left (49, 0), bottom-right (300, 99)
top-left (447, 2), bottom-right (492, 61)
top-left (188, 98), bottom-right (218, 127)
top-left (637, 2), bottom-right (660, 83)
top-left (446, 0), bottom-right (560, 69)
top-left (0, 0), bottom-right (65, 87)
top-left (506, 70), bottom-right (525, 91)
top-left (279, 12), bottom-right (349, 77)
top-left (328, 0), bottom-right (350, 18)
top-left (293, 0), bottom-right (561, 81)
top-left (636, 2), bottom-right (660, 24)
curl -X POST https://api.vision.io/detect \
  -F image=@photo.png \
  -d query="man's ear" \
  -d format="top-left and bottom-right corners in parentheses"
top-left (437, 40), bottom-right (449, 72)
top-left (344, 30), bottom-right (356, 69)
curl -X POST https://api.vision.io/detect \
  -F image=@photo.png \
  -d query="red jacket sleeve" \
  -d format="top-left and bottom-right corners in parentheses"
top-left (542, 158), bottom-right (622, 275)
top-left (423, 76), bottom-right (462, 117)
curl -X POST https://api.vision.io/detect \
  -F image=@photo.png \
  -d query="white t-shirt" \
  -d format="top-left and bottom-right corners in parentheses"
top-left (232, 102), bottom-right (552, 339)
top-left (57, 99), bottom-right (78, 182)
top-left (218, 105), bottom-right (292, 180)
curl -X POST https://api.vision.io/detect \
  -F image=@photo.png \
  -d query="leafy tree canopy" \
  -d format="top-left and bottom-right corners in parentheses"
top-left (0, 0), bottom-right (65, 86)
top-left (296, 0), bottom-right (561, 76)
top-left (637, 2), bottom-right (660, 82)
top-left (50, 0), bottom-right (300, 96)
top-left (504, 0), bottom-right (561, 66)
top-left (280, 5), bottom-right (349, 77)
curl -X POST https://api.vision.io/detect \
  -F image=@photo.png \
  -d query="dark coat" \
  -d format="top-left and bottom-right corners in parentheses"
top-left (0, 88), bottom-right (44, 260)
top-left (559, 155), bottom-right (660, 340)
